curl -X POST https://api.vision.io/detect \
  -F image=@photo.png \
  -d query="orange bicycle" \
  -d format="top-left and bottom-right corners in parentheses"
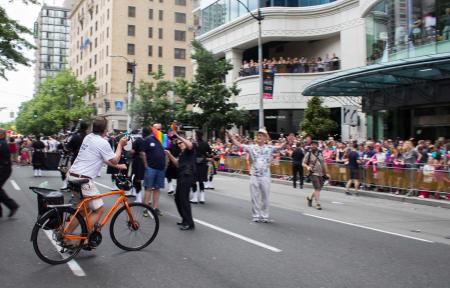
top-left (30, 175), bottom-right (159, 265)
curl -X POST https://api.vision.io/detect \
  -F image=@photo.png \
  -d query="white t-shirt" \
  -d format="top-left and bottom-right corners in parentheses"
top-left (70, 133), bottom-right (115, 179)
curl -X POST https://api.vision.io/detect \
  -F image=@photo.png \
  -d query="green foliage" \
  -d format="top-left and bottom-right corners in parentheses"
top-left (175, 40), bottom-right (250, 131)
top-left (299, 96), bottom-right (338, 139)
top-left (0, 121), bottom-right (15, 131)
top-left (129, 72), bottom-right (184, 128)
top-left (15, 70), bottom-right (96, 135)
top-left (0, 2), bottom-right (37, 79)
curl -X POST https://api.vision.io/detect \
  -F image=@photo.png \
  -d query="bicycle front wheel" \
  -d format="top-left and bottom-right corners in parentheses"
top-left (110, 203), bottom-right (159, 251)
top-left (31, 207), bottom-right (87, 265)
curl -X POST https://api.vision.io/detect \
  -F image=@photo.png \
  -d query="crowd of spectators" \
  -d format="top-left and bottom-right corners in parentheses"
top-left (209, 134), bottom-right (450, 199)
top-left (239, 53), bottom-right (341, 77)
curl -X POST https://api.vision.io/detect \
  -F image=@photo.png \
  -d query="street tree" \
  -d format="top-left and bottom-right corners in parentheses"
top-left (299, 96), bottom-right (338, 139)
top-left (129, 72), bottom-right (184, 128)
top-left (175, 40), bottom-right (250, 132)
top-left (15, 70), bottom-right (96, 135)
top-left (0, 0), bottom-right (38, 79)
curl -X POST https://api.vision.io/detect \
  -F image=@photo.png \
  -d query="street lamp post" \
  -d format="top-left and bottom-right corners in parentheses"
top-left (110, 55), bottom-right (136, 131)
top-left (236, 0), bottom-right (264, 129)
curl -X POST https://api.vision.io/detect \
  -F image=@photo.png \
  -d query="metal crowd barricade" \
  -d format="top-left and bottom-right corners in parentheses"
top-left (219, 156), bottom-right (450, 199)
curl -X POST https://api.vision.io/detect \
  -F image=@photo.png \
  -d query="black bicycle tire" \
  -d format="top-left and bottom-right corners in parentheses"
top-left (109, 202), bottom-right (159, 251)
top-left (31, 207), bottom-right (87, 265)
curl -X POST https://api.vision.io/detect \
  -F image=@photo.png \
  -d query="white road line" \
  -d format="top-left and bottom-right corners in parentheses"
top-left (43, 230), bottom-right (86, 277)
top-left (93, 181), bottom-right (115, 190)
top-left (303, 213), bottom-right (434, 244)
top-left (194, 218), bottom-right (283, 253)
top-left (10, 180), bottom-right (20, 190)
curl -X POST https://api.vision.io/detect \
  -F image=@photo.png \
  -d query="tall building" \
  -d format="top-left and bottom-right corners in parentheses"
top-left (34, 5), bottom-right (70, 91)
top-left (194, 0), bottom-right (366, 139)
top-left (304, 0), bottom-right (450, 140)
top-left (68, 0), bottom-right (194, 130)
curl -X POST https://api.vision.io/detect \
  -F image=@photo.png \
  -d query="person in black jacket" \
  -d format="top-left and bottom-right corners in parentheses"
top-left (291, 142), bottom-right (305, 189)
top-left (165, 136), bottom-right (180, 195)
top-left (190, 131), bottom-right (212, 204)
top-left (165, 132), bottom-right (196, 230)
top-left (0, 129), bottom-right (19, 217)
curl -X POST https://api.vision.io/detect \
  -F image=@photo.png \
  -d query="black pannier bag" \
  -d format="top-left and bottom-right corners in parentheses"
top-left (30, 187), bottom-right (64, 229)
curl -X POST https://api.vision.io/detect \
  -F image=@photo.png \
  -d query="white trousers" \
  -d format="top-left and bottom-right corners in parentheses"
top-left (249, 175), bottom-right (270, 220)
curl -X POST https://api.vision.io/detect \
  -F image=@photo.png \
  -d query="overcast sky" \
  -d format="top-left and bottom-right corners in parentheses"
top-left (0, 0), bottom-right (64, 123)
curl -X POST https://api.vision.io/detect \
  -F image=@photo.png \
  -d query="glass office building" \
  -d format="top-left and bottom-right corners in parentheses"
top-left (34, 5), bottom-right (70, 91)
top-left (195, 0), bottom-right (337, 35)
top-left (303, 0), bottom-right (450, 140)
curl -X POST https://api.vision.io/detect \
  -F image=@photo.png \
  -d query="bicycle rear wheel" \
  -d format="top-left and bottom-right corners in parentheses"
top-left (31, 207), bottom-right (87, 265)
top-left (110, 203), bottom-right (159, 251)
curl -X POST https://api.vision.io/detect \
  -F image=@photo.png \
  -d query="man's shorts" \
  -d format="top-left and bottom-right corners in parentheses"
top-left (144, 167), bottom-right (165, 189)
top-left (67, 175), bottom-right (104, 210)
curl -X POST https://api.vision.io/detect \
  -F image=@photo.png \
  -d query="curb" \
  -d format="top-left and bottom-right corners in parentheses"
top-left (218, 172), bottom-right (450, 210)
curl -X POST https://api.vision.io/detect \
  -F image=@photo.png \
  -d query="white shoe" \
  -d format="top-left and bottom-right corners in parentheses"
top-left (61, 180), bottom-right (68, 189)
top-left (38, 169), bottom-right (42, 177)
top-left (199, 191), bottom-right (205, 204)
top-left (204, 181), bottom-right (210, 189)
top-left (34, 170), bottom-right (38, 177)
top-left (190, 191), bottom-right (199, 203)
top-left (135, 192), bottom-right (142, 203)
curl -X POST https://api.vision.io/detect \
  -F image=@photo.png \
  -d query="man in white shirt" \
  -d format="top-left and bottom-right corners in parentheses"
top-left (68, 117), bottom-right (127, 229)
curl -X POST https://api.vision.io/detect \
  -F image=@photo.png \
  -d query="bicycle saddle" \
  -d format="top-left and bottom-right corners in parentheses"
top-left (68, 178), bottom-right (90, 185)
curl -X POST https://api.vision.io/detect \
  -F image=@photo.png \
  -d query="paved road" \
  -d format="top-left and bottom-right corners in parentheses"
top-left (1, 165), bottom-right (450, 288)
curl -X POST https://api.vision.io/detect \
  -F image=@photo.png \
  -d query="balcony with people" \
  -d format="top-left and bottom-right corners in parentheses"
top-left (238, 54), bottom-right (341, 77)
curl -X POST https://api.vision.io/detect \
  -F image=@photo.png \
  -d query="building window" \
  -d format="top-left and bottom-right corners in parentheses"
top-left (95, 21), bottom-right (98, 31)
top-left (94, 54), bottom-right (97, 64)
top-left (128, 6), bottom-right (136, 17)
top-left (174, 30), bottom-right (186, 41)
top-left (106, 45), bottom-right (109, 56)
top-left (158, 46), bottom-right (163, 57)
top-left (95, 38), bottom-right (97, 48)
top-left (175, 12), bottom-right (186, 23)
top-left (159, 0), bottom-right (163, 2)
top-left (175, 0), bottom-right (186, 5)
top-left (158, 28), bottom-right (163, 39)
top-left (107, 9), bottom-right (110, 20)
top-left (158, 64), bottom-right (163, 73)
top-left (148, 27), bottom-right (153, 38)
top-left (127, 43), bottom-right (135, 55)
top-left (148, 64), bottom-right (153, 74)
top-left (128, 25), bottom-right (135, 36)
top-left (106, 63), bottom-right (108, 75)
top-left (107, 27), bottom-right (109, 38)
top-left (159, 10), bottom-right (163, 21)
top-left (173, 66), bottom-right (186, 78)
top-left (174, 48), bottom-right (186, 59)
top-left (148, 45), bottom-right (153, 56)
top-left (148, 9), bottom-right (153, 19)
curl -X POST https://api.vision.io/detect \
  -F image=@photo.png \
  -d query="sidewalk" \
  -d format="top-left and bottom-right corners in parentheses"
top-left (218, 172), bottom-right (450, 209)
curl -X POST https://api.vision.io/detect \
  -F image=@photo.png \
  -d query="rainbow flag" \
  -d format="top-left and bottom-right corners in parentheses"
top-left (218, 153), bottom-right (225, 171)
top-left (151, 127), bottom-right (170, 149)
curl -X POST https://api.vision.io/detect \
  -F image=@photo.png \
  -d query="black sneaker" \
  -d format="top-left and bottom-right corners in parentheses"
top-left (154, 208), bottom-right (163, 216)
top-left (345, 191), bottom-right (352, 196)
top-left (168, 191), bottom-right (174, 195)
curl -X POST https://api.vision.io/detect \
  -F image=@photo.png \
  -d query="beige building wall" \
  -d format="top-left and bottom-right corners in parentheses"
top-left (68, 0), bottom-right (193, 130)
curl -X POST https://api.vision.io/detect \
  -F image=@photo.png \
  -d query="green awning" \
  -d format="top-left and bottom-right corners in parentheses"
top-left (302, 53), bottom-right (450, 97)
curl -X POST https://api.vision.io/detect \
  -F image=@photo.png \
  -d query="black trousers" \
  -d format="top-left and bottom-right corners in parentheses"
top-left (0, 167), bottom-right (19, 215)
top-left (175, 175), bottom-right (194, 226)
top-left (292, 164), bottom-right (304, 188)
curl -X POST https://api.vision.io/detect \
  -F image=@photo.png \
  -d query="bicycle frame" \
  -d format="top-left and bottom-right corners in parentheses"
top-left (62, 189), bottom-right (134, 241)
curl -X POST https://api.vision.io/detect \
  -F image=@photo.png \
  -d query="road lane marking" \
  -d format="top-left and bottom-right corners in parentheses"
top-left (303, 213), bottom-right (434, 243)
top-left (193, 218), bottom-right (282, 253)
top-left (93, 181), bottom-right (115, 190)
top-left (10, 180), bottom-right (20, 190)
top-left (43, 230), bottom-right (86, 277)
